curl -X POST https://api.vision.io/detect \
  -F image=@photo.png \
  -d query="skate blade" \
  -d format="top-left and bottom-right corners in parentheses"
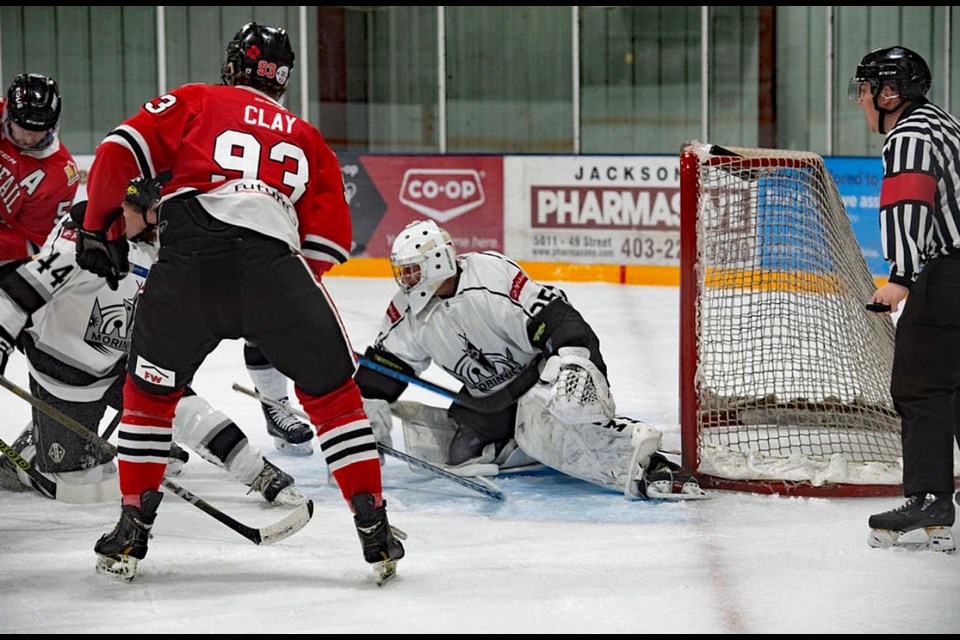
top-left (868, 526), bottom-right (956, 553)
top-left (273, 438), bottom-right (314, 457)
top-left (643, 480), bottom-right (711, 501)
top-left (373, 559), bottom-right (398, 586)
top-left (95, 554), bottom-right (138, 582)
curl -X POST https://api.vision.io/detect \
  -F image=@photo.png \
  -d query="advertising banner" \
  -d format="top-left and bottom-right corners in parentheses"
top-left (503, 156), bottom-right (681, 265)
top-left (822, 156), bottom-right (885, 277)
top-left (72, 152), bottom-right (888, 279)
top-left (340, 154), bottom-right (504, 258)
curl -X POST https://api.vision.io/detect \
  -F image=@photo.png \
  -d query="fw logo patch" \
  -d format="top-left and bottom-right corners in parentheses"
top-left (134, 356), bottom-right (175, 387)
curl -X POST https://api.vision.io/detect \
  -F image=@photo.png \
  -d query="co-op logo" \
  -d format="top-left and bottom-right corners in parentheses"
top-left (399, 169), bottom-right (485, 223)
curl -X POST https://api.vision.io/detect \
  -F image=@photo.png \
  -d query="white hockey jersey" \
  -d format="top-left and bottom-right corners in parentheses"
top-left (372, 251), bottom-right (565, 398)
top-left (0, 216), bottom-right (155, 400)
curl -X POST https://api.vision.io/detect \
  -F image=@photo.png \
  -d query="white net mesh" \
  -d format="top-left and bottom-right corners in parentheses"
top-left (682, 142), bottom-right (903, 489)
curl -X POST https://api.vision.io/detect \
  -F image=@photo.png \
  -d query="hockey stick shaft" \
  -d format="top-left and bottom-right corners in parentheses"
top-left (100, 410), bottom-right (122, 441)
top-left (356, 353), bottom-right (539, 414)
top-left (0, 373), bottom-right (311, 544)
top-left (0, 434), bottom-right (59, 498)
top-left (231, 383), bottom-right (505, 501)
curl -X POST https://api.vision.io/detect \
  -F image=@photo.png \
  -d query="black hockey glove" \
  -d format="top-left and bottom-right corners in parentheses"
top-left (76, 209), bottom-right (129, 291)
top-left (125, 170), bottom-right (172, 212)
top-left (0, 326), bottom-right (15, 375)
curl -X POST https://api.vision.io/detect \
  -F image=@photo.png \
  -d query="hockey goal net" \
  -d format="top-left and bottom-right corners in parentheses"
top-left (679, 141), bottom-right (903, 496)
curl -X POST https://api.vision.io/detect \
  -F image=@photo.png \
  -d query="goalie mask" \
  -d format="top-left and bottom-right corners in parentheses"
top-left (390, 219), bottom-right (457, 315)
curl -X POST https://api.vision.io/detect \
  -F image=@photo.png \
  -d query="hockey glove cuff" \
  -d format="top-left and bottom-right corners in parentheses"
top-left (76, 209), bottom-right (130, 291)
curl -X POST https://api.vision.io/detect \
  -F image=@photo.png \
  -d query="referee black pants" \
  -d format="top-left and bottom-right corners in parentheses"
top-left (890, 253), bottom-right (960, 496)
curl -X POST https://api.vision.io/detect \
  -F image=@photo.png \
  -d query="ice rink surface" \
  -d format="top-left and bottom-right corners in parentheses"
top-left (1, 277), bottom-right (957, 633)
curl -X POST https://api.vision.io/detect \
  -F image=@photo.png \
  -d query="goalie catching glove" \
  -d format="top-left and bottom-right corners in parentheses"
top-left (526, 346), bottom-right (616, 423)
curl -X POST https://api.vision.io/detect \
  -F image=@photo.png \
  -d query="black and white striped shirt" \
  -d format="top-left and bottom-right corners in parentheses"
top-left (880, 97), bottom-right (960, 287)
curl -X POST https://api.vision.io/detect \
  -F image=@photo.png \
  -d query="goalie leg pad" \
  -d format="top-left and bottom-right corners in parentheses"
top-left (395, 401), bottom-right (458, 468)
top-left (516, 397), bottom-right (658, 494)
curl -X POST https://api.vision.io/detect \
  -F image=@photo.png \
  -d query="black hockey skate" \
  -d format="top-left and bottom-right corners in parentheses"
top-left (868, 493), bottom-right (955, 553)
top-left (351, 493), bottom-right (406, 585)
top-left (247, 458), bottom-right (308, 506)
top-left (95, 489), bottom-right (164, 582)
top-left (165, 442), bottom-right (190, 476)
top-left (637, 453), bottom-right (709, 501)
top-left (262, 395), bottom-right (314, 456)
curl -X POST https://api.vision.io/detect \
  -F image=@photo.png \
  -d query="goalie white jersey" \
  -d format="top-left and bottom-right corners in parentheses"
top-left (372, 251), bottom-right (564, 398)
top-left (0, 215), bottom-right (155, 398)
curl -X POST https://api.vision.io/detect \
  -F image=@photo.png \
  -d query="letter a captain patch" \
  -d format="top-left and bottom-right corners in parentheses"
top-left (134, 356), bottom-right (175, 387)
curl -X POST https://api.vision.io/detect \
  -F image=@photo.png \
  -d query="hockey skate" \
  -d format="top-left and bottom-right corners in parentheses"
top-left (165, 442), bottom-right (190, 476)
top-left (247, 458), bottom-right (308, 506)
top-left (351, 493), bottom-right (406, 585)
top-left (867, 493), bottom-right (956, 553)
top-left (94, 489), bottom-right (164, 582)
top-left (634, 453), bottom-right (709, 501)
top-left (262, 396), bottom-right (314, 456)
top-left (444, 422), bottom-right (509, 477)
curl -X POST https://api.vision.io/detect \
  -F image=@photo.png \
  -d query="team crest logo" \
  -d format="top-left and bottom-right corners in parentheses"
top-left (444, 335), bottom-right (524, 393)
top-left (64, 160), bottom-right (80, 186)
top-left (84, 296), bottom-right (137, 354)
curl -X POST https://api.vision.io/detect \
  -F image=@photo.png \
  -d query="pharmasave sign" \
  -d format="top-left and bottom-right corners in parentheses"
top-left (503, 156), bottom-right (681, 265)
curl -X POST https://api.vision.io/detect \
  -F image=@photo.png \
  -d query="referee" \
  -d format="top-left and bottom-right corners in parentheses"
top-left (852, 45), bottom-right (959, 551)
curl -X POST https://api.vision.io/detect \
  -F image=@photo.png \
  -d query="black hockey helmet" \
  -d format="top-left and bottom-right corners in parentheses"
top-left (848, 46), bottom-right (931, 134)
top-left (5, 73), bottom-right (61, 131)
top-left (848, 46), bottom-right (931, 102)
top-left (221, 22), bottom-right (295, 95)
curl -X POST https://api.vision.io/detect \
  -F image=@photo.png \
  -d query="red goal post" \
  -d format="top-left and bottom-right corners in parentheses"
top-left (678, 141), bottom-right (905, 497)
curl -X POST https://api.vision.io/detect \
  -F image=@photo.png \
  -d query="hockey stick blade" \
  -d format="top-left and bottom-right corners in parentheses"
top-left (231, 383), bottom-right (505, 501)
top-left (0, 373), bottom-right (311, 544)
top-left (159, 479), bottom-right (314, 545)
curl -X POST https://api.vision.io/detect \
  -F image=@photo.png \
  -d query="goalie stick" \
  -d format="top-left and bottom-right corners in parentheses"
top-left (359, 355), bottom-right (682, 456)
top-left (231, 383), bottom-right (505, 501)
top-left (0, 373), bottom-right (313, 545)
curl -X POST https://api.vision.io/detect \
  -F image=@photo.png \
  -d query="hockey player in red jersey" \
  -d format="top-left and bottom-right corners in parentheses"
top-left (75, 22), bottom-right (404, 583)
top-left (0, 73), bottom-right (80, 272)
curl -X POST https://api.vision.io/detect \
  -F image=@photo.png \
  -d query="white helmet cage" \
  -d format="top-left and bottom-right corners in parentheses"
top-left (390, 220), bottom-right (458, 314)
